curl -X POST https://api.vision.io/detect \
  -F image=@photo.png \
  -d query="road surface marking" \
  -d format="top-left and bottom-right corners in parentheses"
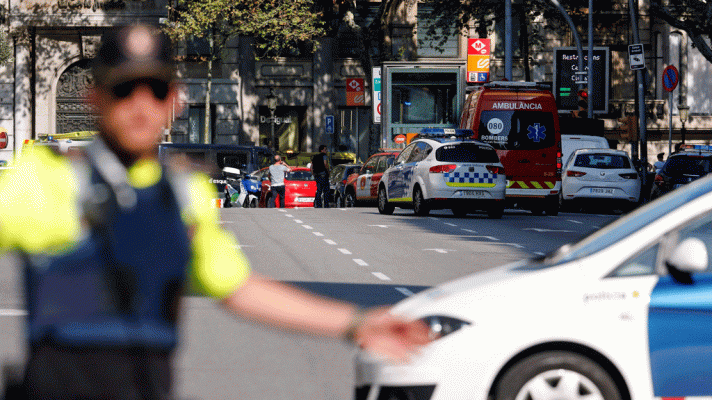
top-left (471, 235), bottom-right (499, 241)
top-left (424, 248), bottom-right (455, 254)
top-left (372, 272), bottom-right (391, 281)
top-left (312, 232), bottom-right (324, 237)
top-left (444, 223), bottom-right (457, 227)
top-left (338, 248), bottom-right (352, 255)
top-left (302, 225), bottom-right (312, 229)
top-left (395, 287), bottom-right (415, 297)
top-left (461, 229), bottom-right (477, 233)
top-left (285, 214), bottom-right (293, 218)
top-left (0, 309), bottom-right (26, 317)
top-left (324, 239), bottom-right (337, 245)
top-left (353, 259), bottom-right (369, 266)
top-left (567, 219), bottom-right (583, 224)
top-left (523, 228), bottom-right (574, 233)
top-left (278, 209), bottom-right (287, 212)
top-left (368, 225), bottom-right (389, 228)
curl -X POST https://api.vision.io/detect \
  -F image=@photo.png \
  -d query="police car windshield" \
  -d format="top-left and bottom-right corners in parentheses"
top-left (478, 111), bottom-right (555, 150)
top-left (518, 174), bottom-right (712, 270)
top-left (435, 143), bottom-right (499, 163)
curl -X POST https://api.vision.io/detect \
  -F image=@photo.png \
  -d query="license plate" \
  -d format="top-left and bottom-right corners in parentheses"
top-left (458, 190), bottom-right (486, 198)
top-left (298, 197), bottom-right (314, 203)
top-left (590, 188), bottom-right (614, 195)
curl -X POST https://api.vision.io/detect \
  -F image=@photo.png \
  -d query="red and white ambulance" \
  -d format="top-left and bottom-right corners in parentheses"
top-left (459, 81), bottom-right (562, 215)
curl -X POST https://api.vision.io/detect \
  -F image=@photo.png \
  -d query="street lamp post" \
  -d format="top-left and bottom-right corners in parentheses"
top-left (679, 104), bottom-right (689, 144)
top-left (267, 88), bottom-right (278, 151)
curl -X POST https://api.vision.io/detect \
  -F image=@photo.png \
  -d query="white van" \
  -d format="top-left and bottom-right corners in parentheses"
top-left (561, 134), bottom-right (609, 167)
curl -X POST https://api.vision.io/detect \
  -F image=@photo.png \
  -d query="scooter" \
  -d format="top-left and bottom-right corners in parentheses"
top-left (222, 167), bottom-right (259, 208)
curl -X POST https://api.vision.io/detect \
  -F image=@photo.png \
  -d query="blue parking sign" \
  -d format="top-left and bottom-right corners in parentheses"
top-left (325, 115), bottom-right (334, 135)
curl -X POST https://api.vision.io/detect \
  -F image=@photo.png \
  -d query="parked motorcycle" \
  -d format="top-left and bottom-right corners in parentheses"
top-left (222, 167), bottom-right (259, 208)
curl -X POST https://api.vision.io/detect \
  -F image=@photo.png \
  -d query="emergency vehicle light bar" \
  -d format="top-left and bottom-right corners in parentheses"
top-left (419, 128), bottom-right (474, 138)
top-left (680, 144), bottom-right (712, 152)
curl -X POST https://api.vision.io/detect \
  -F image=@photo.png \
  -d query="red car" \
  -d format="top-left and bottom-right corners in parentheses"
top-left (255, 166), bottom-right (317, 208)
top-left (343, 150), bottom-right (400, 207)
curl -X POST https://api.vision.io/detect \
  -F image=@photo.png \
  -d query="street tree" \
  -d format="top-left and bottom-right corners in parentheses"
top-left (649, 0), bottom-right (712, 64)
top-left (163, 0), bottom-right (326, 144)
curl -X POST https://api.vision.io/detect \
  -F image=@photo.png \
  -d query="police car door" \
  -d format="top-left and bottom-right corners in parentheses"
top-left (388, 144), bottom-right (415, 200)
top-left (357, 156), bottom-right (379, 200)
top-left (403, 142), bottom-right (430, 199)
top-left (648, 213), bottom-right (712, 397)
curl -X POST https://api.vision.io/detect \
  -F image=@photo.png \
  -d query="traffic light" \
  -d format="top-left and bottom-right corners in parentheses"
top-left (618, 115), bottom-right (638, 141)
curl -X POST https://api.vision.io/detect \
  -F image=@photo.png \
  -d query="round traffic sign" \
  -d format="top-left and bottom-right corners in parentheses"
top-left (0, 129), bottom-right (7, 150)
top-left (393, 134), bottom-right (406, 144)
top-left (662, 65), bottom-right (679, 92)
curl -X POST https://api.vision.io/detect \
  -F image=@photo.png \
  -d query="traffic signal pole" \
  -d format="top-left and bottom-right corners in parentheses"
top-left (629, 0), bottom-right (648, 189)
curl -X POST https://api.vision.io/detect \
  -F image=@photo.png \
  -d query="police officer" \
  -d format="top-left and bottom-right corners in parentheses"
top-left (0, 24), bottom-right (430, 399)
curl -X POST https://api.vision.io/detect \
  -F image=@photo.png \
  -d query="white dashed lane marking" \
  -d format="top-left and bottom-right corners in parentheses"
top-left (312, 232), bottom-right (324, 237)
top-left (0, 309), bottom-right (26, 317)
top-left (294, 219), bottom-right (303, 224)
top-left (568, 219), bottom-right (583, 224)
top-left (324, 239), bottom-right (336, 245)
top-left (353, 259), bottom-right (369, 267)
top-left (372, 272), bottom-right (391, 281)
top-left (302, 225), bottom-right (312, 229)
top-left (338, 248), bottom-right (352, 255)
top-left (395, 287), bottom-right (415, 297)
top-left (444, 223), bottom-right (457, 227)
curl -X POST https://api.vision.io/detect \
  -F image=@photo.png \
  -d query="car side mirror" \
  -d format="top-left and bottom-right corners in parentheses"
top-left (665, 237), bottom-right (708, 284)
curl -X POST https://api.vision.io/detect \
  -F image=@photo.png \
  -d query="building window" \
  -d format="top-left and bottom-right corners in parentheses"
top-left (188, 104), bottom-right (215, 144)
top-left (335, 3), bottom-right (381, 59)
top-left (494, 7), bottom-right (522, 59)
top-left (417, 5), bottom-right (459, 58)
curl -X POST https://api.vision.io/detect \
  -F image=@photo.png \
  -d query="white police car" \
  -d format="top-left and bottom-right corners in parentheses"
top-left (356, 173), bottom-right (712, 400)
top-left (377, 129), bottom-right (506, 218)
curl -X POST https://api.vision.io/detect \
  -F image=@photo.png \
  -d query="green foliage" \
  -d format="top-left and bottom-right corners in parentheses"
top-left (164, 0), bottom-right (325, 59)
top-left (650, 0), bottom-right (712, 64)
top-left (0, 29), bottom-right (12, 65)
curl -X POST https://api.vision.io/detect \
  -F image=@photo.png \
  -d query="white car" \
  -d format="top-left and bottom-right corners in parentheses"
top-left (356, 173), bottom-right (712, 400)
top-left (561, 148), bottom-right (641, 211)
top-left (378, 129), bottom-right (507, 218)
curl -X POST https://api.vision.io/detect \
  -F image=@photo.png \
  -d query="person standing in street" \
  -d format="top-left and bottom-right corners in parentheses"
top-left (654, 152), bottom-right (665, 173)
top-left (311, 144), bottom-right (330, 208)
top-left (268, 154), bottom-right (290, 208)
top-left (0, 24), bottom-right (431, 400)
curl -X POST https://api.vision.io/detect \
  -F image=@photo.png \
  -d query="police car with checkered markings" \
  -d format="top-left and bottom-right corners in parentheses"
top-left (378, 129), bottom-right (506, 218)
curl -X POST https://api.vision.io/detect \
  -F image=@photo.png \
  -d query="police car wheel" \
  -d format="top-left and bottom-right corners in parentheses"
top-left (495, 351), bottom-right (622, 400)
top-left (345, 192), bottom-right (357, 207)
top-left (378, 187), bottom-right (394, 215)
top-left (413, 187), bottom-right (429, 216)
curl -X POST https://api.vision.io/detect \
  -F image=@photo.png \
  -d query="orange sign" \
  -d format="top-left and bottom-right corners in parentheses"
top-left (346, 78), bottom-right (365, 106)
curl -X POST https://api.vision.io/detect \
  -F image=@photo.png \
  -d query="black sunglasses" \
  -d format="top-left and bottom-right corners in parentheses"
top-left (110, 78), bottom-right (170, 100)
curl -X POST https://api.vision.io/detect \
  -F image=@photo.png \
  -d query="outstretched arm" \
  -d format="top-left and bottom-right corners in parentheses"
top-left (221, 274), bottom-right (432, 360)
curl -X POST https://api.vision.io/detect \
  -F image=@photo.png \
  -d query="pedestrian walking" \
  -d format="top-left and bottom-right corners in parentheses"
top-left (311, 144), bottom-right (330, 208)
top-left (0, 24), bottom-right (431, 400)
top-left (268, 154), bottom-right (290, 208)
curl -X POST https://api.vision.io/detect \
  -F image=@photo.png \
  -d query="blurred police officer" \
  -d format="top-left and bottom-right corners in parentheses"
top-left (0, 24), bottom-right (430, 399)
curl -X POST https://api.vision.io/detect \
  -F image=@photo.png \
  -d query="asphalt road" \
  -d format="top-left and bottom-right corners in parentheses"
top-left (0, 206), bottom-right (619, 399)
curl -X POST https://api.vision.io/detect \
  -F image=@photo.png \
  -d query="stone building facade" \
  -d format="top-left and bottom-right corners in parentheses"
top-left (1, 0), bottom-right (710, 165)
